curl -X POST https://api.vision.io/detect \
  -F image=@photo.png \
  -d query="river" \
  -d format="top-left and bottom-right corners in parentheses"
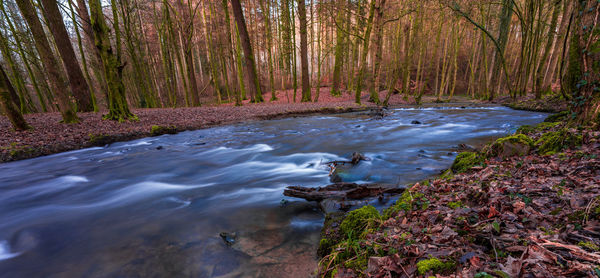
top-left (0, 106), bottom-right (547, 277)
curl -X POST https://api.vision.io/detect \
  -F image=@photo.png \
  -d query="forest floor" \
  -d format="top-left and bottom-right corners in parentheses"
top-left (317, 114), bottom-right (600, 277)
top-left (0, 88), bottom-right (562, 162)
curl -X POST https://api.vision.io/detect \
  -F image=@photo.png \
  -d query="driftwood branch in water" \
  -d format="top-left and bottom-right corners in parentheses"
top-left (323, 152), bottom-right (370, 166)
top-left (283, 182), bottom-right (405, 202)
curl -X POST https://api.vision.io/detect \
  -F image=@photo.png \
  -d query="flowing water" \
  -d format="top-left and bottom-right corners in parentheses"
top-left (0, 106), bottom-right (547, 277)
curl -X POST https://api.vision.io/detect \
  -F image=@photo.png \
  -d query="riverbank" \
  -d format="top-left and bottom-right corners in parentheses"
top-left (0, 90), bottom-right (494, 162)
top-left (317, 113), bottom-right (600, 277)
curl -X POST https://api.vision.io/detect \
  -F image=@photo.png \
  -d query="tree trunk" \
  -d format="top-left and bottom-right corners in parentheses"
top-left (89, 0), bottom-right (136, 121)
top-left (369, 0), bottom-right (387, 104)
top-left (40, 0), bottom-right (93, 112)
top-left (298, 0), bottom-right (311, 102)
top-left (231, 0), bottom-right (263, 103)
top-left (259, 0), bottom-right (277, 101)
top-left (76, 0), bottom-right (108, 107)
top-left (330, 0), bottom-right (345, 97)
top-left (0, 64), bottom-right (30, 130)
top-left (354, 0), bottom-right (377, 104)
top-left (15, 0), bottom-right (79, 123)
top-left (568, 0), bottom-right (599, 126)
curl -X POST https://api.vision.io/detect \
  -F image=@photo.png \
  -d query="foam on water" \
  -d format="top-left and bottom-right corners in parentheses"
top-left (0, 241), bottom-right (19, 261)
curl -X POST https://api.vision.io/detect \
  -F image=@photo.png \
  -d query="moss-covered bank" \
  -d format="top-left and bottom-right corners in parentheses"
top-left (317, 112), bottom-right (596, 277)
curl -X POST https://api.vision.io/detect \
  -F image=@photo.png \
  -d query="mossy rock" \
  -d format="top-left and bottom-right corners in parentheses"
top-left (485, 134), bottom-right (534, 158)
top-left (416, 256), bottom-right (456, 275)
top-left (150, 125), bottom-right (177, 136)
top-left (535, 128), bottom-right (582, 155)
top-left (450, 152), bottom-right (485, 173)
top-left (544, 111), bottom-right (569, 122)
top-left (340, 205), bottom-right (380, 239)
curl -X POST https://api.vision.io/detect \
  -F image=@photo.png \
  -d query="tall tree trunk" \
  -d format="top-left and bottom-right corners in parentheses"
top-left (330, 0), bottom-right (345, 96)
top-left (67, 0), bottom-right (97, 111)
top-left (534, 0), bottom-right (561, 98)
top-left (222, 0), bottom-right (241, 105)
top-left (231, 0), bottom-right (263, 102)
top-left (298, 0), bottom-right (311, 102)
top-left (40, 0), bottom-right (93, 112)
top-left (234, 22), bottom-right (246, 105)
top-left (76, 0), bottom-right (108, 107)
top-left (369, 0), bottom-right (387, 104)
top-left (354, 0), bottom-right (377, 104)
top-left (567, 0), bottom-right (599, 126)
top-left (89, 0), bottom-right (136, 121)
top-left (259, 0), bottom-right (277, 101)
top-left (544, 0), bottom-right (572, 91)
top-left (0, 64), bottom-right (30, 130)
top-left (16, 0), bottom-right (79, 123)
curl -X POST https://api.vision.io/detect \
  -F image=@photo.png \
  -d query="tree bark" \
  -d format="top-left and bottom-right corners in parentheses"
top-left (231, 0), bottom-right (263, 102)
top-left (330, 0), bottom-right (345, 97)
top-left (298, 0), bottom-right (311, 102)
top-left (0, 64), bottom-right (30, 130)
top-left (568, 0), bottom-right (599, 126)
top-left (40, 0), bottom-right (93, 112)
top-left (16, 0), bottom-right (79, 123)
top-left (354, 0), bottom-right (376, 104)
top-left (89, 0), bottom-right (136, 121)
top-left (369, 0), bottom-right (387, 104)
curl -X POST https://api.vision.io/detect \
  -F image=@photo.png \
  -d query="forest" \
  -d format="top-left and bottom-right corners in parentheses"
top-left (0, 0), bottom-right (599, 277)
top-left (0, 0), bottom-right (597, 127)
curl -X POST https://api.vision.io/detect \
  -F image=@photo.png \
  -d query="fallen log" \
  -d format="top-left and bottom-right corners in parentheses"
top-left (283, 182), bottom-right (405, 203)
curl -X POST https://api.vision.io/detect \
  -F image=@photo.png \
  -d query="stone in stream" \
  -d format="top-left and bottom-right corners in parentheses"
top-left (219, 232), bottom-right (237, 246)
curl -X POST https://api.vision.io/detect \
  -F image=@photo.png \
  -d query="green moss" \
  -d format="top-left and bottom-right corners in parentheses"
top-left (536, 122), bottom-right (561, 130)
top-left (384, 190), bottom-right (428, 218)
top-left (440, 168), bottom-right (454, 180)
top-left (317, 212), bottom-right (346, 258)
top-left (578, 241), bottom-right (600, 252)
top-left (340, 205), bottom-right (380, 239)
top-left (516, 125), bottom-right (535, 134)
top-left (447, 201), bottom-right (463, 209)
top-left (150, 125), bottom-right (177, 136)
top-left (88, 133), bottom-right (111, 146)
top-left (474, 272), bottom-right (494, 278)
top-left (2, 142), bottom-right (35, 158)
top-left (517, 122), bottom-right (561, 134)
top-left (451, 152), bottom-right (485, 173)
top-left (486, 134), bottom-right (534, 157)
top-left (535, 128), bottom-right (582, 155)
top-left (544, 111), bottom-right (569, 122)
top-left (416, 257), bottom-right (456, 275)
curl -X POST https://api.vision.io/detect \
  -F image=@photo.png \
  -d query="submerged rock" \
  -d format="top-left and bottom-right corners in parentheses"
top-left (411, 120), bottom-right (422, 124)
top-left (219, 232), bottom-right (237, 246)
